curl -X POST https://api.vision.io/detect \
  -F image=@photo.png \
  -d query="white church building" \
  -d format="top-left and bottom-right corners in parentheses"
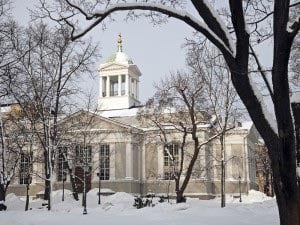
top-left (7, 35), bottom-right (259, 199)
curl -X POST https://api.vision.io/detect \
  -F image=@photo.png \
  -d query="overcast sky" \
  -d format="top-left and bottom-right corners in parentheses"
top-left (12, 0), bottom-right (276, 113)
top-left (12, 0), bottom-right (198, 105)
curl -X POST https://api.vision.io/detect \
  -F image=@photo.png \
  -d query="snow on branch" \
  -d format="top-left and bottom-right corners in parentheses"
top-left (65, 2), bottom-right (235, 58)
top-left (192, 0), bottom-right (236, 56)
top-left (249, 76), bottom-right (278, 135)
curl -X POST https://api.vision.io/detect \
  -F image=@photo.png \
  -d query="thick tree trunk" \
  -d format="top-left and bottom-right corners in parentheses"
top-left (175, 178), bottom-right (186, 203)
top-left (270, 102), bottom-right (300, 225)
top-left (274, 178), bottom-right (300, 225)
top-left (176, 190), bottom-right (186, 203)
top-left (269, 138), bottom-right (300, 225)
top-left (271, 1), bottom-right (300, 224)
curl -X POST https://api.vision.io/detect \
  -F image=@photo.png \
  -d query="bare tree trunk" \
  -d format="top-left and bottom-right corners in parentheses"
top-left (175, 178), bottom-right (185, 203)
top-left (43, 150), bottom-right (50, 201)
top-left (176, 190), bottom-right (185, 203)
top-left (273, 166), bottom-right (300, 225)
top-left (63, 153), bottom-right (79, 201)
top-left (220, 135), bottom-right (226, 208)
top-left (25, 183), bottom-right (30, 211)
top-left (0, 185), bottom-right (7, 211)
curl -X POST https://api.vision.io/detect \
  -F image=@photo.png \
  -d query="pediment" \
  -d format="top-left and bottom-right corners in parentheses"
top-left (58, 110), bottom-right (134, 132)
top-left (99, 63), bottom-right (128, 72)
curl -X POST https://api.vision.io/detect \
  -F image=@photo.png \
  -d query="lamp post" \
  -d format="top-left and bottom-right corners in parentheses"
top-left (238, 175), bottom-right (242, 202)
top-left (97, 172), bottom-right (101, 205)
top-left (25, 176), bottom-right (32, 211)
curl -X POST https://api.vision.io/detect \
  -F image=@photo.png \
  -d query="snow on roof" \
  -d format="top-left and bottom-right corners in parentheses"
top-left (98, 107), bottom-right (140, 118)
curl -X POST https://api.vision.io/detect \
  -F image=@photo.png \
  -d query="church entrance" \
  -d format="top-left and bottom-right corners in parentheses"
top-left (75, 166), bottom-right (91, 193)
top-left (74, 145), bottom-right (92, 193)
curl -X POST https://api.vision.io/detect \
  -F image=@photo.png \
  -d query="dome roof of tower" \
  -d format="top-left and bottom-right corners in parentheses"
top-left (107, 34), bottom-right (133, 64)
top-left (107, 52), bottom-right (133, 64)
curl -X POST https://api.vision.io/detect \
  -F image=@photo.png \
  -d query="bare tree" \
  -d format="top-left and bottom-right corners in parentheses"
top-left (8, 22), bottom-right (98, 210)
top-left (0, 1), bottom-right (28, 100)
top-left (138, 70), bottom-right (234, 203)
top-left (186, 41), bottom-right (240, 207)
top-left (36, 1), bottom-right (300, 223)
top-left (0, 3), bottom-right (28, 209)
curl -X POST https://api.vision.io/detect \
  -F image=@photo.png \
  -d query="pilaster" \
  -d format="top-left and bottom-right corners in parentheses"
top-left (125, 142), bottom-right (133, 180)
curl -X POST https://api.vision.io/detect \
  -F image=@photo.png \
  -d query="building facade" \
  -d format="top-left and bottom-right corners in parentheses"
top-left (5, 35), bottom-right (259, 198)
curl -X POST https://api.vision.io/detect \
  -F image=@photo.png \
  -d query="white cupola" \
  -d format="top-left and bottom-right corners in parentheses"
top-left (97, 34), bottom-right (141, 111)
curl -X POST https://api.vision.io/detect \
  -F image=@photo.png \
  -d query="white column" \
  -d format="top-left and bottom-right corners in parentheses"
top-left (118, 75), bottom-right (122, 96)
top-left (125, 143), bottom-right (133, 180)
top-left (99, 77), bottom-right (103, 97)
top-left (125, 74), bottom-right (129, 95)
top-left (106, 76), bottom-right (110, 97)
top-left (136, 80), bottom-right (139, 100)
top-left (134, 79), bottom-right (137, 98)
top-left (132, 79), bottom-right (136, 98)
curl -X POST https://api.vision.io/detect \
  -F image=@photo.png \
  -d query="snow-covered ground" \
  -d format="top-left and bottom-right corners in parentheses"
top-left (0, 189), bottom-right (278, 225)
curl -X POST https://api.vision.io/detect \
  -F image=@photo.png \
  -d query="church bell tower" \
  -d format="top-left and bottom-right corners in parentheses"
top-left (97, 34), bottom-right (141, 111)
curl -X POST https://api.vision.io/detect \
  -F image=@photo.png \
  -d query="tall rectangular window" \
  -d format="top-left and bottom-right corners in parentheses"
top-left (99, 144), bottom-right (110, 180)
top-left (75, 145), bottom-right (92, 164)
top-left (110, 76), bottom-right (118, 96)
top-left (19, 153), bottom-right (32, 184)
top-left (57, 147), bottom-right (68, 181)
top-left (164, 143), bottom-right (179, 166)
top-left (163, 143), bottom-right (179, 180)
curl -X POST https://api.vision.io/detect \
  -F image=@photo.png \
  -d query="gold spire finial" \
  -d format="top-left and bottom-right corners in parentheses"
top-left (117, 33), bottom-right (123, 52)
